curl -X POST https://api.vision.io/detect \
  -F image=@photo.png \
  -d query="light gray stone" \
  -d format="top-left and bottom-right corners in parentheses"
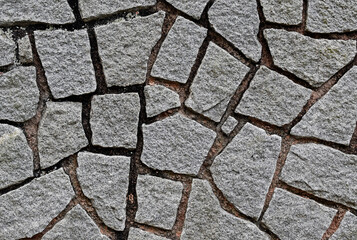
top-left (42, 205), bottom-right (109, 240)
top-left (211, 123), bottom-right (281, 218)
top-left (144, 85), bottom-right (180, 117)
top-left (0, 0), bottom-right (75, 26)
top-left (96, 12), bottom-right (164, 87)
top-left (261, 0), bottom-right (303, 25)
top-left (77, 152), bottom-right (130, 231)
top-left (182, 179), bottom-right (270, 240)
top-left (185, 43), bottom-right (250, 122)
top-left (91, 93), bottom-right (140, 148)
top-left (209, 0), bottom-right (261, 61)
top-left (166, 0), bottom-right (208, 19)
top-left (0, 169), bottom-right (74, 239)
top-left (330, 212), bottom-right (357, 240)
top-left (128, 228), bottom-right (168, 240)
top-left (151, 17), bottom-right (207, 83)
top-left (18, 35), bottom-right (33, 64)
top-left (236, 66), bottom-right (312, 126)
top-left (142, 114), bottom-right (216, 175)
top-left (262, 188), bottom-right (335, 240)
top-left (0, 30), bottom-right (15, 66)
top-left (35, 29), bottom-right (96, 99)
top-left (221, 116), bottom-right (238, 134)
top-left (265, 29), bottom-right (356, 87)
top-left (38, 102), bottom-right (88, 168)
top-left (0, 66), bottom-right (39, 122)
top-left (307, 0), bottom-right (357, 33)
top-left (281, 143), bottom-right (357, 209)
top-left (136, 175), bottom-right (183, 229)
top-left (291, 67), bottom-right (357, 145)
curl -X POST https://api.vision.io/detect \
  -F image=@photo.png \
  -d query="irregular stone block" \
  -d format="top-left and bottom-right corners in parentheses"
top-left (18, 35), bottom-right (33, 64)
top-left (209, 0), bottom-right (261, 61)
top-left (77, 152), bottom-right (130, 231)
top-left (0, 169), bottom-right (74, 239)
top-left (265, 29), bottom-right (355, 87)
top-left (0, 66), bottom-right (39, 122)
top-left (186, 43), bottom-right (250, 122)
top-left (35, 29), bottom-right (96, 99)
top-left (0, 30), bottom-right (15, 66)
top-left (38, 102), bottom-right (88, 168)
top-left (145, 85), bottom-right (180, 117)
top-left (91, 93), bottom-right (140, 148)
top-left (221, 116), bottom-right (238, 135)
top-left (142, 114), bottom-right (216, 175)
top-left (166, 0), bottom-right (208, 19)
top-left (151, 17), bottom-right (207, 83)
top-left (262, 188), bottom-right (335, 240)
top-left (182, 179), bottom-right (270, 240)
top-left (261, 0), bottom-right (303, 25)
top-left (128, 228), bottom-right (168, 240)
top-left (211, 123), bottom-right (281, 218)
top-left (330, 212), bottom-right (357, 240)
top-left (96, 12), bottom-right (164, 87)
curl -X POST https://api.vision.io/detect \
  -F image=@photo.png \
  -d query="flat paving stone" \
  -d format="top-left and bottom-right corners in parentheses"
top-left (221, 116), bottom-right (238, 135)
top-left (0, 30), bottom-right (15, 66)
top-left (261, 0), bottom-right (303, 25)
top-left (330, 212), bottom-right (357, 240)
top-left (144, 85), bottom-right (180, 117)
top-left (166, 0), bottom-right (208, 19)
top-left (18, 35), bottom-right (33, 64)
top-left (128, 228), bottom-right (168, 240)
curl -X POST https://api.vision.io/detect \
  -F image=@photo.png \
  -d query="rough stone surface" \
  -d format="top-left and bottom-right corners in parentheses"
top-left (128, 228), bottom-right (168, 240)
top-left (18, 35), bottom-right (33, 64)
top-left (0, 66), bottom-right (39, 122)
top-left (77, 152), bottom-right (130, 231)
top-left (42, 205), bottom-right (109, 240)
top-left (281, 143), bottom-right (357, 209)
top-left (291, 67), bottom-right (357, 145)
top-left (91, 93), bottom-right (140, 148)
top-left (185, 43), bottom-right (250, 122)
top-left (307, 0), bottom-right (357, 33)
top-left (265, 29), bottom-right (356, 87)
top-left (236, 66), bottom-right (312, 126)
top-left (144, 85), bottom-right (181, 117)
top-left (142, 114), bottom-right (216, 175)
top-left (221, 116), bottom-right (238, 135)
top-left (38, 102), bottom-right (88, 168)
top-left (181, 179), bottom-right (270, 240)
top-left (0, 169), bottom-right (74, 239)
top-left (166, 0), bottom-right (208, 19)
top-left (262, 188), bottom-right (335, 240)
top-left (35, 29), bottom-right (96, 99)
top-left (330, 212), bottom-right (357, 240)
top-left (96, 12), bottom-right (164, 87)
top-left (151, 17), bottom-right (207, 83)
top-left (209, 0), bottom-right (261, 61)
top-left (0, 30), bottom-right (15, 66)
top-left (261, 0), bottom-right (303, 25)
top-left (211, 123), bottom-right (281, 218)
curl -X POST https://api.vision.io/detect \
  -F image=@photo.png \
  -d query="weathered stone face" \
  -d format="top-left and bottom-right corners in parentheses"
top-left (166, 0), bottom-right (208, 19)
top-left (260, 0), bottom-right (303, 25)
top-left (144, 85), bottom-right (180, 117)
top-left (128, 228), bottom-right (168, 240)
top-left (0, 30), bottom-right (15, 67)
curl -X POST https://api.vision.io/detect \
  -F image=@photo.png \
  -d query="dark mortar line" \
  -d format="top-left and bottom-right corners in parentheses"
top-left (180, 106), bottom-right (218, 132)
top-left (137, 162), bottom-right (195, 182)
top-left (67, 0), bottom-right (85, 29)
top-left (132, 222), bottom-right (172, 239)
top-left (83, 146), bottom-right (134, 157)
top-left (82, 98), bottom-right (93, 146)
top-left (144, 107), bottom-right (180, 125)
top-left (349, 121), bottom-right (357, 150)
top-left (0, 119), bottom-right (23, 128)
top-left (107, 84), bottom-right (145, 95)
top-left (198, 0), bottom-right (215, 29)
top-left (0, 64), bottom-right (16, 73)
top-left (321, 208), bottom-right (347, 240)
top-left (0, 177), bottom-right (35, 196)
top-left (148, 76), bottom-right (186, 92)
top-left (301, 0), bottom-right (308, 31)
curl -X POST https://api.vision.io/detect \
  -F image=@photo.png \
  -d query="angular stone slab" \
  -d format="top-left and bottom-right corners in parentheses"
top-left (0, 30), bottom-right (15, 66)
top-left (261, 0), bottom-right (303, 25)
top-left (144, 85), bottom-right (180, 117)
top-left (330, 212), bottom-right (357, 240)
top-left (91, 93), bottom-right (140, 148)
top-left (96, 12), bottom-right (164, 87)
top-left (221, 116), bottom-right (238, 135)
top-left (0, 169), bottom-right (74, 239)
top-left (281, 143), bottom-right (357, 209)
top-left (262, 188), bottom-right (335, 240)
top-left (142, 114), bottom-right (216, 175)
top-left (0, 66), bottom-right (39, 122)
top-left (151, 17), bottom-right (207, 83)
top-left (236, 66), bottom-right (312, 126)
top-left (181, 179), bottom-right (270, 240)
top-left (265, 29), bottom-right (355, 87)
top-left (128, 228), bottom-right (168, 240)
top-left (186, 43), bottom-right (250, 122)
top-left (18, 35), bottom-right (33, 64)
top-left (211, 123), bottom-right (281, 218)
top-left (209, 0), bottom-right (261, 61)
top-left (35, 29), bottom-right (96, 99)
top-left (77, 152), bottom-right (130, 231)
top-left (38, 102), bottom-right (88, 168)
top-left (166, 0), bottom-right (208, 19)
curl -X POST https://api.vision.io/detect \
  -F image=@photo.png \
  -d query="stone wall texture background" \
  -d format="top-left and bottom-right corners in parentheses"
top-left (0, 0), bottom-right (357, 239)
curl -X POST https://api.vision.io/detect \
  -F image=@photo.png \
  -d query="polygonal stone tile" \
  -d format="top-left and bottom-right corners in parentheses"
top-left (330, 212), bottom-right (357, 240)
top-left (18, 35), bottom-right (33, 64)
top-left (221, 116), bottom-right (238, 135)
top-left (261, 0), bottom-right (303, 25)
top-left (128, 228), bottom-right (168, 240)
top-left (166, 0), bottom-right (208, 19)
top-left (144, 85), bottom-right (180, 117)
top-left (0, 30), bottom-right (15, 66)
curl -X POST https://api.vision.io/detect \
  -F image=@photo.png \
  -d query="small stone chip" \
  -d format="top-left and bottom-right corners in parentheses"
top-left (144, 85), bottom-right (180, 117)
top-left (166, 0), bottom-right (208, 19)
top-left (128, 228), bottom-right (168, 240)
top-left (330, 212), bottom-right (357, 239)
top-left (0, 30), bottom-right (15, 66)
top-left (221, 116), bottom-right (238, 135)
top-left (260, 0), bottom-right (303, 25)
top-left (18, 35), bottom-right (33, 64)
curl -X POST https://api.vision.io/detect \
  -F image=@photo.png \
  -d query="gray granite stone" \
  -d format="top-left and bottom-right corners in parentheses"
top-left (145, 85), bottom-right (180, 117)
top-left (35, 29), bottom-right (96, 99)
top-left (18, 35), bottom-right (33, 64)
top-left (0, 30), bottom-right (15, 66)
top-left (142, 114), bottom-right (216, 175)
top-left (209, 0), bottom-right (261, 61)
top-left (262, 188), bottom-right (335, 240)
top-left (136, 175), bottom-right (183, 229)
top-left (211, 123), bottom-right (281, 218)
top-left (0, 169), bottom-right (74, 239)
top-left (265, 29), bottom-right (355, 87)
top-left (182, 179), bottom-right (270, 240)
top-left (281, 143), bottom-right (357, 209)
top-left (0, 66), bottom-right (39, 122)
top-left (166, 0), bottom-right (208, 19)
top-left (307, 0), bottom-right (357, 33)
top-left (0, 0), bottom-right (75, 26)
top-left (38, 102), bottom-right (88, 168)
top-left (96, 12), bottom-right (164, 87)
top-left (221, 116), bottom-right (238, 135)
top-left (261, 0), bottom-right (303, 25)
top-left (330, 212), bottom-right (357, 240)
top-left (77, 152), bottom-right (130, 231)
top-left (291, 67), bottom-right (357, 145)
top-left (42, 205), bottom-right (109, 240)
top-left (91, 93), bottom-right (140, 148)
top-left (128, 228), bottom-right (168, 240)
top-left (151, 17), bottom-right (207, 83)
top-left (185, 43), bottom-right (250, 122)
top-left (236, 66), bottom-right (312, 126)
